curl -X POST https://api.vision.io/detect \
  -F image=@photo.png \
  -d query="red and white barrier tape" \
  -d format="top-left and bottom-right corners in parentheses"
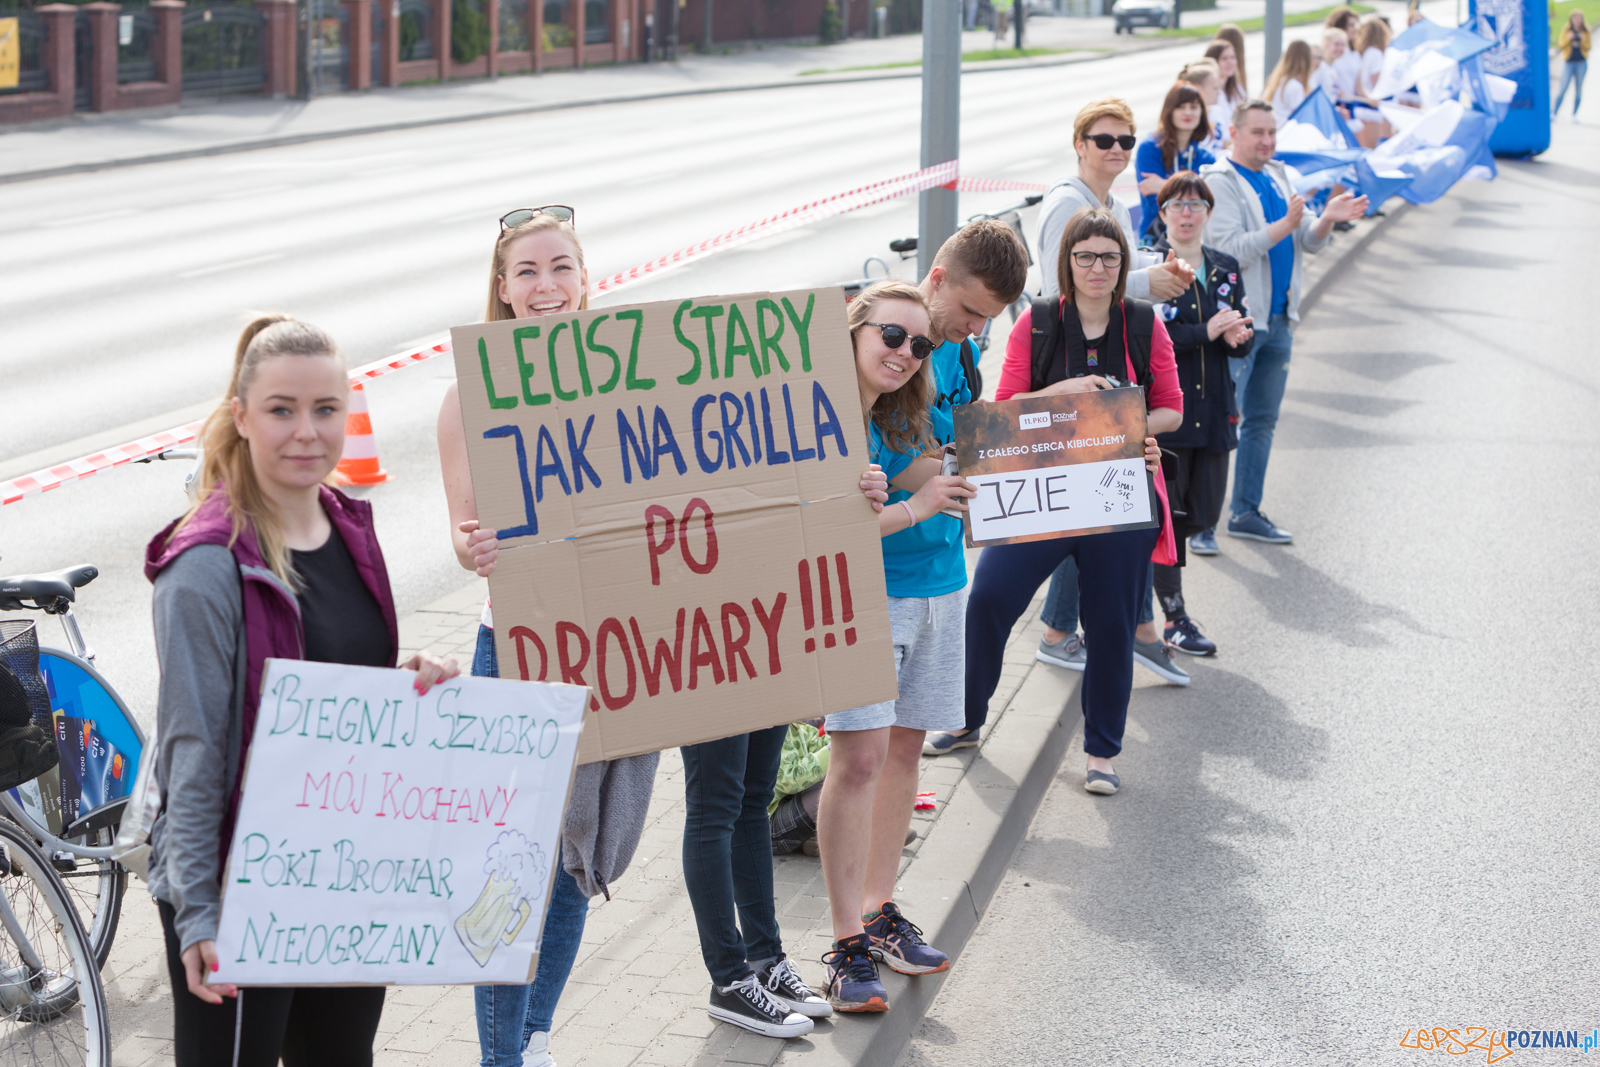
top-left (2, 163), bottom-right (1046, 508)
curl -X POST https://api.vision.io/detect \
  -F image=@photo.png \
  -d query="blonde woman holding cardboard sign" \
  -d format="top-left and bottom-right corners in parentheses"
top-left (146, 315), bottom-right (458, 1066)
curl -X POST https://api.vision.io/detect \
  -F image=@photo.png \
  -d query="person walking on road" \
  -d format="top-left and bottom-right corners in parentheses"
top-left (1148, 172), bottom-right (1254, 651)
top-left (1037, 97), bottom-right (1197, 304)
top-left (437, 207), bottom-right (663, 1067)
top-left (146, 315), bottom-right (459, 1067)
top-left (1199, 103), bottom-right (1367, 548)
top-left (821, 225), bottom-right (1027, 1012)
top-left (1554, 10), bottom-right (1590, 121)
top-left (961, 209), bottom-right (1181, 797)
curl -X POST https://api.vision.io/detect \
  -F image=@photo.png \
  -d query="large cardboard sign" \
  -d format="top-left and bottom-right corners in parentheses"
top-left (954, 389), bottom-right (1156, 547)
top-left (213, 660), bottom-right (587, 986)
top-left (451, 289), bottom-right (897, 764)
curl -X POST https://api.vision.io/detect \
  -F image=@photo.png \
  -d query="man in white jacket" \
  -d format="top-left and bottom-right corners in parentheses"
top-left (1037, 96), bottom-right (1195, 300)
top-left (1198, 100), bottom-right (1365, 547)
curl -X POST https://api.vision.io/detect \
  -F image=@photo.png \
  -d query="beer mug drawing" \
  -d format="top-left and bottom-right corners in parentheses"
top-left (455, 830), bottom-right (549, 968)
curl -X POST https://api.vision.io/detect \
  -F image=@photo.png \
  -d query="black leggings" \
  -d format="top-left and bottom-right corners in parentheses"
top-left (1155, 447), bottom-right (1229, 621)
top-left (160, 900), bottom-right (386, 1067)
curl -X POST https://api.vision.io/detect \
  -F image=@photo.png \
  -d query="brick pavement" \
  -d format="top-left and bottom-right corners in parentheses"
top-left (103, 556), bottom-right (1053, 1067)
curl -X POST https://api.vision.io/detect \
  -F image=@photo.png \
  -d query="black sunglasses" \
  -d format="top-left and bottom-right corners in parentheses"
top-left (499, 205), bottom-right (576, 231)
top-left (1085, 133), bottom-right (1138, 151)
top-left (863, 323), bottom-right (934, 361)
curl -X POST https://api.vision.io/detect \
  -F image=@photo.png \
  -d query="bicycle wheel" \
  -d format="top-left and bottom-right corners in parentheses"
top-left (0, 819), bottom-right (110, 1066)
top-left (50, 826), bottom-right (124, 972)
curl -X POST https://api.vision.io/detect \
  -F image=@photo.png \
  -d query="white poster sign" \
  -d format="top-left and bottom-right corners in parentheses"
top-left (969, 457), bottom-right (1153, 542)
top-left (213, 659), bottom-right (586, 986)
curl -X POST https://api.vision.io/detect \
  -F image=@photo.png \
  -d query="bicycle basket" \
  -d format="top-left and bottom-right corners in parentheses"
top-left (0, 620), bottom-right (60, 791)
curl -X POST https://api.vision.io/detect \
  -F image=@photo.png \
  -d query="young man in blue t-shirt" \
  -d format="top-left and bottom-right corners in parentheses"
top-left (816, 221), bottom-right (1028, 1014)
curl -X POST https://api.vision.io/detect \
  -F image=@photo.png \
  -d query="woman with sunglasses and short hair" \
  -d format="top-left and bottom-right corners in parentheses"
top-left (966, 209), bottom-right (1182, 797)
top-left (1148, 172), bottom-right (1253, 653)
top-left (438, 206), bottom-right (664, 1067)
top-left (818, 280), bottom-right (979, 1014)
top-left (1037, 97), bottom-right (1196, 306)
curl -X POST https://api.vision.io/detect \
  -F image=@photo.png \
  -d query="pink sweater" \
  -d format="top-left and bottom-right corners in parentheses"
top-left (998, 301), bottom-right (1182, 565)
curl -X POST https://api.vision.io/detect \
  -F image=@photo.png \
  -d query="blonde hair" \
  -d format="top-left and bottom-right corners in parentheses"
top-left (1072, 96), bottom-right (1137, 149)
top-left (1355, 14), bottom-right (1390, 52)
top-left (1178, 58), bottom-right (1221, 90)
top-left (1265, 39), bottom-right (1315, 101)
top-left (847, 281), bottom-right (939, 459)
top-left (175, 315), bottom-right (345, 585)
top-left (486, 214), bottom-right (588, 321)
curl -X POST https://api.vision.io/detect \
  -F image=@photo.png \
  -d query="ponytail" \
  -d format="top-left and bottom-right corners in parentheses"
top-left (173, 315), bottom-right (345, 586)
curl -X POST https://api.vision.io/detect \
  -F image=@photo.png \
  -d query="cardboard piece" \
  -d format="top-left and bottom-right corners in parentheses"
top-left (954, 389), bottom-right (1157, 547)
top-left (451, 289), bottom-right (898, 764)
top-left (213, 660), bottom-right (587, 986)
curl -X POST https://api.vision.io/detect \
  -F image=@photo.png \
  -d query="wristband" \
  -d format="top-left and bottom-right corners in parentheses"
top-left (900, 500), bottom-right (918, 527)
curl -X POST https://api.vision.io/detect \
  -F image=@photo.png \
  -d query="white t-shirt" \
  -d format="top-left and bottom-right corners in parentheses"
top-left (1359, 46), bottom-right (1386, 97)
top-left (1333, 50), bottom-right (1362, 98)
top-left (1271, 78), bottom-right (1308, 124)
top-left (1208, 100), bottom-right (1234, 146)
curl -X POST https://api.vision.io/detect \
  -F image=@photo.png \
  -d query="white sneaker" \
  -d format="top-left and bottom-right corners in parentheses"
top-left (525, 1031), bottom-right (555, 1067)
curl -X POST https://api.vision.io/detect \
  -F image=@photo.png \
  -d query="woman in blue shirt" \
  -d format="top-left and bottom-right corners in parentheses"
top-left (1135, 82), bottom-right (1215, 242)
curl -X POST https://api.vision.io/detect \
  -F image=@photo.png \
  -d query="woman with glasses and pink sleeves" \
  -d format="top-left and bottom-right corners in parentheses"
top-left (1146, 172), bottom-right (1253, 657)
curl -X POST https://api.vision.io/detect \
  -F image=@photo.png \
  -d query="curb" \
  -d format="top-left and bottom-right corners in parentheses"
top-left (0, 38), bottom-right (1193, 187)
top-left (775, 660), bottom-right (1083, 1067)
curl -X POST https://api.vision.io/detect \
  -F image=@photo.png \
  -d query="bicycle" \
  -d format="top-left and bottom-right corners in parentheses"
top-left (0, 568), bottom-right (146, 971)
top-left (0, 620), bottom-right (113, 1067)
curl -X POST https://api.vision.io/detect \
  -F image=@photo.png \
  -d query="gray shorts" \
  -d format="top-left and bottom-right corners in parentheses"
top-left (825, 589), bottom-right (967, 733)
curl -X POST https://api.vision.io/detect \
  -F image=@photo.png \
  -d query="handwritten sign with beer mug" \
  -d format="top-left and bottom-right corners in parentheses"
top-left (213, 659), bottom-right (587, 986)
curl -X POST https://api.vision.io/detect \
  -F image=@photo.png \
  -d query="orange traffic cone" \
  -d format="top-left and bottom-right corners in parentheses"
top-left (335, 383), bottom-right (389, 486)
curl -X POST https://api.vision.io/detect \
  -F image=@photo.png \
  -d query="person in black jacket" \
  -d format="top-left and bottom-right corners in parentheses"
top-left (1150, 172), bottom-right (1255, 655)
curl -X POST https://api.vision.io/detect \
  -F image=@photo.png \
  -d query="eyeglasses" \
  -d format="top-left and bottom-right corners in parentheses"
top-left (1085, 133), bottom-right (1138, 151)
top-left (1070, 250), bottom-right (1124, 269)
top-left (499, 205), bottom-right (576, 231)
top-left (862, 323), bottom-right (934, 361)
top-left (1161, 199), bottom-right (1210, 215)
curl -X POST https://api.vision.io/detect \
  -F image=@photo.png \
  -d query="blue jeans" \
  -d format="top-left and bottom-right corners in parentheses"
top-left (1555, 59), bottom-right (1587, 115)
top-left (470, 625), bottom-right (590, 1067)
top-left (1229, 313), bottom-right (1294, 519)
top-left (680, 726), bottom-right (788, 986)
top-left (966, 525), bottom-right (1160, 752)
top-left (1041, 555), bottom-right (1155, 633)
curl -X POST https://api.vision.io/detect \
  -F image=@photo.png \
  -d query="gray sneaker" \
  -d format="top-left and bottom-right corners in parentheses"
top-left (1037, 632), bottom-right (1087, 671)
top-left (1133, 638), bottom-right (1191, 686)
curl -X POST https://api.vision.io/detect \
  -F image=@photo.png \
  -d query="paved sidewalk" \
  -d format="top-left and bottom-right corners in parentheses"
top-left (1, 0), bottom-right (1350, 184)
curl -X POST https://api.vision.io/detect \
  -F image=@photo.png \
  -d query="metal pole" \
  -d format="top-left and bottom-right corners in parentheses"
top-left (1013, 0), bottom-right (1023, 49)
top-left (918, 0), bottom-right (959, 279)
top-left (1263, 0), bottom-right (1283, 79)
top-left (703, 0), bottom-right (712, 50)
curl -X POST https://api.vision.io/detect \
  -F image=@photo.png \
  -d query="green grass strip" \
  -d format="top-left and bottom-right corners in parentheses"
top-left (800, 45), bottom-right (1078, 75)
top-left (1148, 2), bottom-right (1373, 38)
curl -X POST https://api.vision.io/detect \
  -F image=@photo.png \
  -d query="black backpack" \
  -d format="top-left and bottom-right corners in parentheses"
top-left (1028, 296), bottom-right (1157, 398)
top-left (958, 338), bottom-right (982, 400)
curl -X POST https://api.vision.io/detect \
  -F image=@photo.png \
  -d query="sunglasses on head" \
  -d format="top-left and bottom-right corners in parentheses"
top-left (1085, 133), bottom-right (1138, 151)
top-left (499, 205), bottom-right (576, 231)
top-left (863, 323), bottom-right (934, 361)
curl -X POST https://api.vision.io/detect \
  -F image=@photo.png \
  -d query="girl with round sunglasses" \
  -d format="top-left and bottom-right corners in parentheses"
top-left (817, 281), bottom-right (978, 1014)
top-left (437, 206), bottom-right (663, 1067)
top-left (967, 210), bottom-right (1183, 797)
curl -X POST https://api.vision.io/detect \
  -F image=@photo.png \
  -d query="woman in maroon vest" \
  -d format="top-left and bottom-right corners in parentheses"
top-left (145, 315), bottom-right (457, 1067)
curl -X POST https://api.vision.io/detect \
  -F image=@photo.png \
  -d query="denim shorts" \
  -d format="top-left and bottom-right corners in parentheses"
top-left (825, 589), bottom-right (966, 733)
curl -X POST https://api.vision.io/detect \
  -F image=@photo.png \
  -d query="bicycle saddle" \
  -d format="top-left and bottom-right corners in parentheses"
top-left (0, 565), bottom-right (99, 608)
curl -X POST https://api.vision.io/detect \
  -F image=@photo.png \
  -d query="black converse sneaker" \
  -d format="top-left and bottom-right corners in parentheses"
top-left (708, 973), bottom-right (815, 1038)
top-left (757, 956), bottom-right (833, 1018)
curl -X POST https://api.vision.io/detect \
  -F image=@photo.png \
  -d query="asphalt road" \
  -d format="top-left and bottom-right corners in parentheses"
top-left (0, 13), bottom-right (1368, 721)
top-left (902, 115), bottom-right (1600, 1064)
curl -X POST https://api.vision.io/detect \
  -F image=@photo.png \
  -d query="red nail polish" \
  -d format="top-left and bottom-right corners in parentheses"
top-left (211, 961), bottom-right (219, 972)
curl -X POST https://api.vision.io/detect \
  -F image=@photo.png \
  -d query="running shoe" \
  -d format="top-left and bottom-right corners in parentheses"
top-left (1133, 637), bottom-right (1191, 685)
top-left (1036, 631), bottom-right (1087, 670)
top-left (865, 901), bottom-right (950, 975)
top-left (708, 973), bottom-right (815, 1037)
top-left (922, 730), bottom-right (978, 756)
top-left (1227, 510), bottom-right (1294, 544)
top-left (1164, 616), bottom-right (1216, 657)
top-left (1188, 529), bottom-right (1219, 556)
top-left (823, 935), bottom-right (889, 1012)
top-left (757, 957), bottom-right (832, 1018)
